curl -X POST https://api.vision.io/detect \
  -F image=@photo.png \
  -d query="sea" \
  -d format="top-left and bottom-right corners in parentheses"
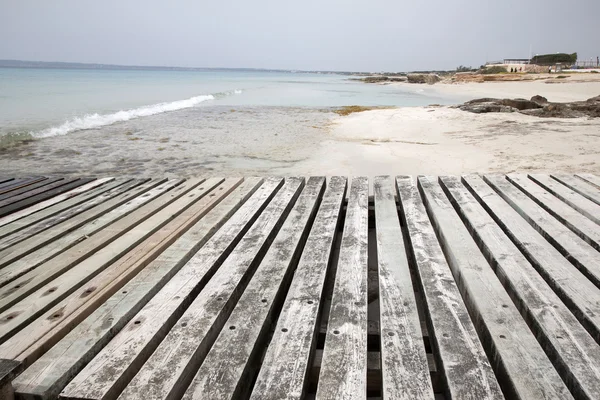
top-left (0, 67), bottom-right (468, 177)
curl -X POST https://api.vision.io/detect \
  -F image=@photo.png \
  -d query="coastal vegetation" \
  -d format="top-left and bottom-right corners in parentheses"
top-left (334, 105), bottom-right (393, 116)
top-left (530, 53), bottom-right (577, 65)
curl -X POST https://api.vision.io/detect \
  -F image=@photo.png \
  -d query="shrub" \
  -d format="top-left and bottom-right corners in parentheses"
top-left (481, 66), bottom-right (507, 74)
top-left (530, 53), bottom-right (577, 65)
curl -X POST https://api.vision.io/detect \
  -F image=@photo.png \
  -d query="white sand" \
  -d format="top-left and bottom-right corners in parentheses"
top-left (287, 99), bottom-right (600, 177)
top-left (429, 80), bottom-right (600, 103)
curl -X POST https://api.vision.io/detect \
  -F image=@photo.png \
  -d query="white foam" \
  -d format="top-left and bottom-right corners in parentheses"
top-left (33, 94), bottom-right (215, 138)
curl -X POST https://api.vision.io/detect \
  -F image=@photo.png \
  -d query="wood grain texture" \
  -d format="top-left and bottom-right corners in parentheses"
top-left (0, 177), bottom-right (114, 230)
top-left (0, 178), bottom-right (158, 267)
top-left (0, 179), bottom-right (180, 316)
top-left (418, 176), bottom-right (572, 400)
top-left (13, 179), bottom-right (262, 400)
top-left (576, 173), bottom-right (600, 189)
top-left (552, 174), bottom-right (600, 206)
top-left (0, 179), bottom-right (203, 342)
top-left (0, 178), bottom-right (124, 244)
top-left (0, 179), bottom-right (95, 218)
top-left (250, 177), bottom-right (346, 400)
top-left (485, 175), bottom-right (600, 288)
top-left (396, 176), bottom-right (503, 400)
top-left (0, 178), bottom-right (236, 363)
top-left (61, 178), bottom-right (283, 400)
top-left (529, 174), bottom-right (600, 225)
top-left (373, 176), bottom-right (433, 400)
top-left (442, 176), bottom-right (600, 400)
top-left (465, 175), bottom-right (600, 342)
top-left (181, 177), bottom-right (324, 400)
top-left (117, 178), bottom-right (305, 400)
top-left (507, 174), bottom-right (600, 251)
top-left (316, 177), bottom-right (369, 400)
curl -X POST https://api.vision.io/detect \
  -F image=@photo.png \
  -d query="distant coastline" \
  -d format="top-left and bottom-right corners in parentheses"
top-left (0, 59), bottom-right (348, 75)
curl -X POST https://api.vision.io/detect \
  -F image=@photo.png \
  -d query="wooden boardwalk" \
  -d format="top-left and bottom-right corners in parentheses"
top-left (0, 174), bottom-right (598, 399)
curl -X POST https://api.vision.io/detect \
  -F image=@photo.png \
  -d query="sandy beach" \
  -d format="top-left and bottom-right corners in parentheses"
top-left (286, 80), bottom-right (600, 177)
top-left (1, 79), bottom-right (599, 178)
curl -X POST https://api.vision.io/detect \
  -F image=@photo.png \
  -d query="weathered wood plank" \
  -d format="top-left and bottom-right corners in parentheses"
top-left (0, 358), bottom-right (21, 400)
top-left (372, 176), bottom-right (433, 399)
top-left (14, 178), bottom-right (263, 400)
top-left (529, 174), bottom-right (600, 225)
top-left (0, 178), bottom-right (70, 207)
top-left (485, 175), bottom-right (600, 288)
top-left (507, 174), bottom-right (600, 251)
top-left (0, 179), bottom-right (94, 220)
top-left (418, 176), bottom-right (572, 399)
top-left (465, 175), bottom-right (600, 341)
top-left (576, 173), bottom-right (600, 189)
top-left (316, 177), bottom-right (369, 400)
top-left (181, 177), bottom-right (324, 400)
top-left (441, 176), bottom-right (600, 400)
top-left (0, 181), bottom-right (152, 289)
top-left (61, 178), bottom-right (284, 400)
top-left (0, 179), bottom-right (128, 246)
top-left (250, 177), bottom-right (346, 400)
top-left (552, 174), bottom-right (600, 206)
top-left (0, 178), bottom-right (208, 342)
top-left (0, 178), bottom-right (236, 364)
top-left (0, 179), bottom-right (176, 311)
top-left (0, 177), bottom-right (64, 204)
top-left (116, 178), bottom-right (304, 400)
top-left (0, 177), bottom-right (116, 231)
top-left (0, 177), bottom-right (46, 197)
top-left (396, 176), bottom-right (503, 400)
top-left (0, 178), bottom-right (158, 267)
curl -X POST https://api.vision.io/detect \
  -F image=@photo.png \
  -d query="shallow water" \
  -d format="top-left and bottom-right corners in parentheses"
top-left (0, 67), bottom-right (470, 177)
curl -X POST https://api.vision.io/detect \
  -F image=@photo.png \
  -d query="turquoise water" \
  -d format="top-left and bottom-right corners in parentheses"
top-left (0, 67), bottom-right (465, 139)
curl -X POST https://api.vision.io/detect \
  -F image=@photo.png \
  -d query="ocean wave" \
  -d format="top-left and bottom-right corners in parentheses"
top-left (33, 94), bottom-right (217, 138)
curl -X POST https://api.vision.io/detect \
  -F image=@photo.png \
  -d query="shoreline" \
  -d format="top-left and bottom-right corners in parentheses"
top-left (1, 80), bottom-right (599, 178)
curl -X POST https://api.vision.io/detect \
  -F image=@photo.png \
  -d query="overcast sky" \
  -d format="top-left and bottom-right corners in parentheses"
top-left (1, 0), bottom-right (598, 72)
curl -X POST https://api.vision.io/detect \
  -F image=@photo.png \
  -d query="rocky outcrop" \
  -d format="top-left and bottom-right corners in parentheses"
top-left (359, 76), bottom-right (407, 83)
top-left (407, 74), bottom-right (440, 85)
top-left (458, 95), bottom-right (600, 118)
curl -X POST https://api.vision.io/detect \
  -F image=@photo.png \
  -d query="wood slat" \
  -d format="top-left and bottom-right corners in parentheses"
top-left (0, 177), bottom-right (46, 197)
top-left (0, 177), bottom-right (63, 204)
top-left (13, 178), bottom-right (263, 400)
top-left (529, 174), bottom-right (600, 225)
top-left (250, 177), bottom-right (346, 400)
top-left (0, 179), bottom-right (179, 315)
top-left (507, 174), bottom-right (600, 251)
top-left (0, 178), bottom-right (235, 364)
top-left (0, 178), bottom-right (157, 267)
top-left (418, 176), bottom-right (572, 399)
top-left (61, 178), bottom-right (284, 400)
top-left (116, 178), bottom-right (305, 400)
top-left (0, 177), bottom-right (115, 231)
top-left (0, 178), bottom-right (207, 342)
top-left (552, 174), bottom-right (600, 206)
top-left (576, 173), bottom-right (600, 189)
top-left (316, 177), bottom-right (369, 400)
top-left (0, 179), bottom-right (128, 246)
top-left (396, 176), bottom-right (503, 400)
top-left (0, 178), bottom-right (93, 219)
top-left (464, 175), bottom-right (600, 341)
top-left (441, 176), bottom-right (600, 400)
top-left (181, 177), bottom-right (324, 399)
top-left (485, 175), bottom-right (600, 288)
top-left (373, 176), bottom-right (433, 399)
top-left (0, 180), bottom-right (152, 289)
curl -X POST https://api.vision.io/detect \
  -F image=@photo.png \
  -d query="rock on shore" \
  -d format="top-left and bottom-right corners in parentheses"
top-left (407, 73), bottom-right (441, 84)
top-left (457, 95), bottom-right (600, 118)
